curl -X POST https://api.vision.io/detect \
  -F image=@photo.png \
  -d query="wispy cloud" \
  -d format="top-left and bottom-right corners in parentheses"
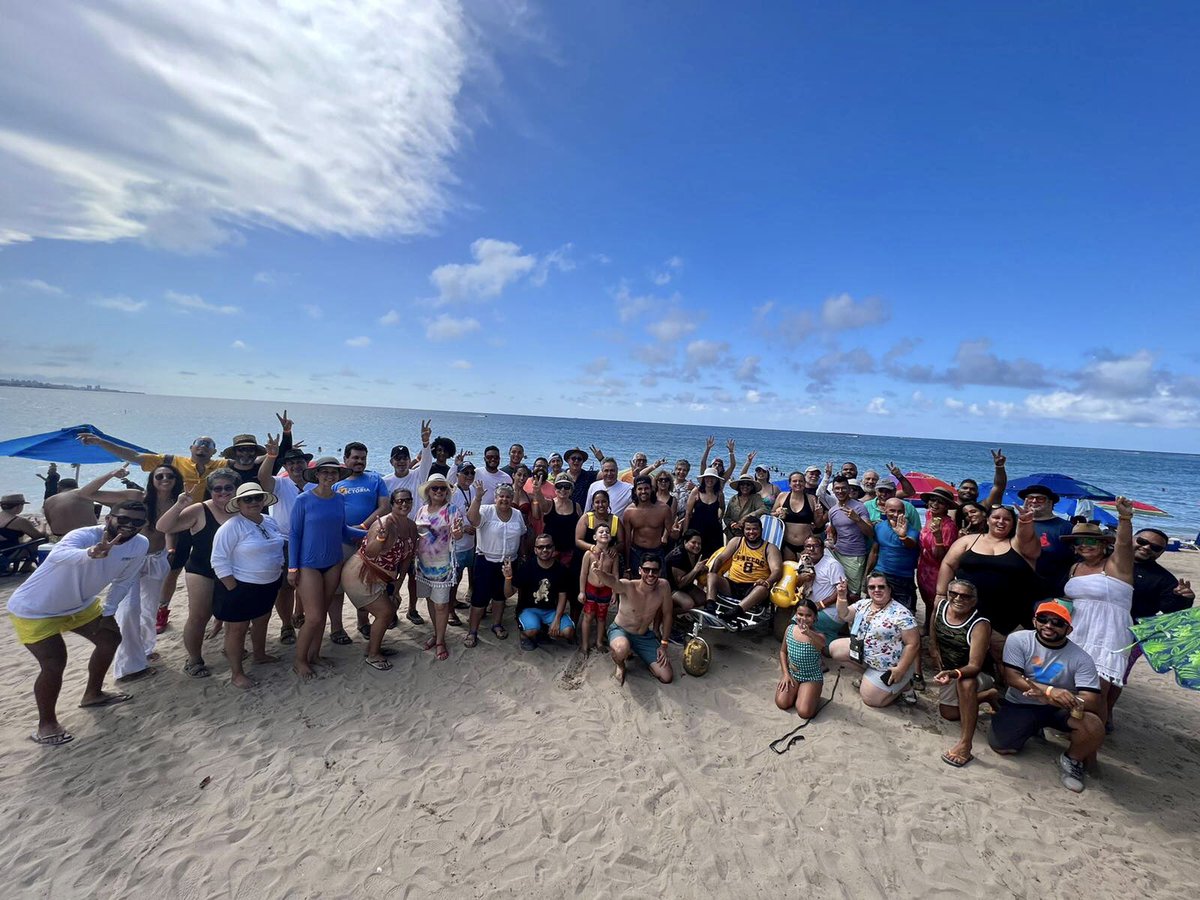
top-left (166, 290), bottom-right (239, 315)
top-left (0, 2), bottom-right (475, 249)
top-left (345, 336), bottom-right (371, 348)
top-left (451, 359), bottom-right (472, 369)
top-left (379, 310), bottom-right (401, 326)
top-left (231, 340), bottom-right (249, 350)
top-left (426, 314), bottom-right (480, 341)
top-left (303, 304), bottom-right (323, 320)
top-left (12, 278), bottom-right (64, 295)
top-left (432, 239), bottom-right (537, 304)
top-left (91, 295), bottom-right (146, 313)
top-left (821, 293), bottom-right (890, 330)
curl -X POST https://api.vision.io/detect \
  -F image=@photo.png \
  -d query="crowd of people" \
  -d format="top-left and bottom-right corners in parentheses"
top-left (3, 414), bottom-right (1194, 794)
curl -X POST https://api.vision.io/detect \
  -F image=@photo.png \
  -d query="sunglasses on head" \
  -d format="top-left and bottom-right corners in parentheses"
top-left (1034, 613), bottom-right (1068, 627)
top-left (1135, 537), bottom-right (1166, 551)
top-left (113, 515), bottom-right (146, 527)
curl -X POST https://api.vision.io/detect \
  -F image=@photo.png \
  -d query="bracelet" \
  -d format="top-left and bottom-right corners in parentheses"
top-left (1043, 684), bottom-right (1053, 698)
top-left (954, 669), bottom-right (963, 680)
top-left (660, 640), bottom-right (669, 646)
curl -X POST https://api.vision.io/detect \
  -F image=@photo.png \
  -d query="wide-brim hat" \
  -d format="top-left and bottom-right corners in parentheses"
top-left (920, 487), bottom-right (959, 509)
top-left (698, 467), bottom-right (721, 484)
top-left (419, 473), bottom-right (452, 501)
top-left (1, 493), bottom-right (27, 506)
top-left (226, 482), bottom-right (278, 513)
top-left (304, 456), bottom-right (350, 483)
top-left (563, 447), bottom-right (588, 462)
top-left (280, 449), bottom-right (313, 464)
top-left (730, 475), bottom-right (760, 493)
top-left (222, 434), bottom-right (266, 457)
top-left (430, 436), bottom-right (456, 456)
top-left (1017, 484), bottom-right (1061, 504)
top-left (846, 478), bottom-right (865, 499)
top-left (1059, 522), bottom-right (1116, 545)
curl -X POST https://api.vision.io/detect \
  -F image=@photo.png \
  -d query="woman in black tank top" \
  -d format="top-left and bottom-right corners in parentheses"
top-left (156, 468), bottom-right (239, 678)
top-left (771, 472), bottom-right (826, 559)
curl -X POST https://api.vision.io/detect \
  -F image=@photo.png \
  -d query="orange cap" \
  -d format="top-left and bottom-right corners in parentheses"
top-left (1035, 600), bottom-right (1072, 625)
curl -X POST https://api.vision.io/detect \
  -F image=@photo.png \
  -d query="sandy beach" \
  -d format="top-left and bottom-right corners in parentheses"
top-left (1, 553), bottom-right (1197, 900)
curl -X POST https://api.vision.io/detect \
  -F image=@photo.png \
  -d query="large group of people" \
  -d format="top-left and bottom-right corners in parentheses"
top-left (3, 415), bottom-right (1194, 795)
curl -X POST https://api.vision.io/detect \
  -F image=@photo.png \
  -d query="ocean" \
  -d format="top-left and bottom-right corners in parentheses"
top-left (2, 386), bottom-right (1198, 536)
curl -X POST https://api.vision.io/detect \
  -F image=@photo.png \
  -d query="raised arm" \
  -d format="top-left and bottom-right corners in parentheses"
top-left (75, 465), bottom-right (143, 507)
top-left (259, 434), bottom-right (280, 486)
top-left (157, 493), bottom-right (201, 535)
top-left (1110, 497), bottom-right (1135, 583)
top-left (467, 480), bottom-right (484, 527)
top-left (981, 449), bottom-right (1007, 509)
top-left (698, 435), bottom-right (715, 474)
top-left (1013, 504), bottom-right (1041, 565)
top-left (76, 432), bottom-right (144, 464)
top-left (886, 462), bottom-right (915, 499)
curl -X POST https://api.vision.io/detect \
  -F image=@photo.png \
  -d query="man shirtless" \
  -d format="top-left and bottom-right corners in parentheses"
top-left (590, 554), bottom-right (673, 685)
top-left (622, 476), bottom-right (673, 575)
top-left (41, 479), bottom-right (98, 537)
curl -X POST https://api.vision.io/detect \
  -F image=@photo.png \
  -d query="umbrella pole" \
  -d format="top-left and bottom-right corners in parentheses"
top-left (74, 463), bottom-right (80, 483)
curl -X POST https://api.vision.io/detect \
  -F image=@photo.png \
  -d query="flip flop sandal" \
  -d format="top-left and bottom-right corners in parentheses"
top-left (464, 631), bottom-right (479, 648)
top-left (293, 613), bottom-right (305, 628)
top-left (184, 661), bottom-right (211, 678)
top-left (490, 623), bottom-right (508, 640)
top-left (80, 691), bottom-right (133, 708)
top-left (329, 629), bottom-right (353, 645)
top-left (941, 751), bottom-right (974, 768)
top-left (279, 625), bottom-right (296, 645)
top-left (435, 643), bottom-right (449, 661)
top-left (447, 614), bottom-right (464, 627)
top-left (30, 730), bottom-right (74, 746)
top-left (116, 667), bottom-right (157, 683)
top-left (364, 657), bottom-right (393, 671)
top-left (423, 636), bottom-right (438, 651)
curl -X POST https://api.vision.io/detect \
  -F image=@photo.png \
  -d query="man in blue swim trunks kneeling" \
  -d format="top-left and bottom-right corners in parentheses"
top-left (589, 552), bottom-right (674, 685)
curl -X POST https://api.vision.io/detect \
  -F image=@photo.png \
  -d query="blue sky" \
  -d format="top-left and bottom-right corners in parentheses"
top-left (1, 1), bottom-right (1197, 451)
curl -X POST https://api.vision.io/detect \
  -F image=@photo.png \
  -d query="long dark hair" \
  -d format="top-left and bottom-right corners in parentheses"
top-left (144, 465), bottom-right (184, 526)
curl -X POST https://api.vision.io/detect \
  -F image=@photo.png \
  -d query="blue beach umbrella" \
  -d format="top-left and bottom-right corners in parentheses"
top-left (978, 472), bottom-right (1117, 507)
top-left (0, 424), bottom-right (150, 464)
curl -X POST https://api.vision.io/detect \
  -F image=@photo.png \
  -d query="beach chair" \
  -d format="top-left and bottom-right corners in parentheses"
top-left (0, 537), bottom-right (48, 575)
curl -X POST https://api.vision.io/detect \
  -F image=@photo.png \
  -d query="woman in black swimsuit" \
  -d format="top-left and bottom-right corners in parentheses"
top-left (683, 468), bottom-right (725, 557)
top-left (771, 471), bottom-right (827, 560)
top-left (0, 493), bottom-right (44, 573)
top-left (532, 474), bottom-right (582, 569)
top-left (156, 468), bottom-right (239, 678)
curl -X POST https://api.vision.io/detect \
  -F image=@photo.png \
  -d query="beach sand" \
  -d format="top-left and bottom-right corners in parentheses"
top-left (1, 554), bottom-right (1197, 900)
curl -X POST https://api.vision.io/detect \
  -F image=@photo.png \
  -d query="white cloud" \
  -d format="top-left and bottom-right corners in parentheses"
top-left (584, 356), bottom-right (610, 376)
top-left (1075, 350), bottom-right (1158, 398)
top-left (431, 238), bottom-right (536, 304)
top-left (379, 309), bottom-right (401, 326)
top-left (12, 278), bottom-right (64, 295)
top-left (231, 339), bottom-right (248, 350)
top-left (91, 295), bottom-right (146, 313)
top-left (745, 389), bottom-right (761, 404)
top-left (865, 396), bottom-right (891, 416)
top-left (650, 255), bottom-right (683, 286)
top-left (303, 304), bottom-right (323, 320)
top-left (943, 397), bottom-right (966, 411)
top-left (530, 243), bottom-right (575, 287)
top-left (821, 293), bottom-right (890, 330)
top-left (647, 309), bottom-right (697, 342)
top-left (684, 339), bottom-right (728, 370)
top-left (426, 314), bottom-right (480, 341)
top-left (752, 300), bottom-right (775, 322)
top-left (345, 336), bottom-right (371, 348)
top-left (166, 290), bottom-right (239, 315)
top-left (0, 2), bottom-right (471, 249)
top-left (735, 355), bottom-right (761, 383)
top-left (451, 359), bottom-right (471, 369)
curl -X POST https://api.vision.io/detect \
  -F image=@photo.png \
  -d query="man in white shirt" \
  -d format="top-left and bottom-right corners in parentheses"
top-left (586, 457), bottom-right (633, 516)
top-left (7, 500), bottom-right (150, 746)
top-left (801, 536), bottom-right (848, 646)
top-left (380, 422), bottom-right (434, 521)
top-left (476, 445), bottom-right (514, 504)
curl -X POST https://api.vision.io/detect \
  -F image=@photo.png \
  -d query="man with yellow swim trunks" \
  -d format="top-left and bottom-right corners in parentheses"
top-left (705, 514), bottom-right (782, 621)
top-left (7, 500), bottom-right (149, 747)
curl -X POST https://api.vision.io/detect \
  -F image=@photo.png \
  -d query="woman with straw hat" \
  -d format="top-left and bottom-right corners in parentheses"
top-left (210, 482), bottom-right (284, 689)
top-left (414, 473), bottom-right (464, 661)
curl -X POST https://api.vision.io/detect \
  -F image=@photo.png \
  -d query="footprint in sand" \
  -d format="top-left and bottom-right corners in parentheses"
top-left (558, 653), bottom-right (587, 691)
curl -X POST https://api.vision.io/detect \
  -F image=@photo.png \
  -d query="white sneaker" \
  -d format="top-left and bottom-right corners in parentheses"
top-left (1058, 753), bottom-right (1086, 793)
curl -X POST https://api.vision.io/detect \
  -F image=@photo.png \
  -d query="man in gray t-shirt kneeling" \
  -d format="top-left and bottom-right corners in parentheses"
top-left (989, 600), bottom-right (1105, 793)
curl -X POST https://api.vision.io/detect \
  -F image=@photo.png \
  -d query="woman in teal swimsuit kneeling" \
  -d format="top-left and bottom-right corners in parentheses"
top-left (775, 599), bottom-right (826, 718)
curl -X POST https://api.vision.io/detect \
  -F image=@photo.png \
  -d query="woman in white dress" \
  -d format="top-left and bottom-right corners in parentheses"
top-left (1061, 497), bottom-right (1134, 728)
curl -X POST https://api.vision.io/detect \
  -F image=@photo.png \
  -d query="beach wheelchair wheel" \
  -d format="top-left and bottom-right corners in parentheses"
top-left (683, 635), bottom-right (711, 677)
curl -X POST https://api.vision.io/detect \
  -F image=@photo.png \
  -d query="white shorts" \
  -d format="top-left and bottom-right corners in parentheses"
top-left (864, 666), bottom-right (913, 695)
top-left (416, 578), bottom-right (453, 605)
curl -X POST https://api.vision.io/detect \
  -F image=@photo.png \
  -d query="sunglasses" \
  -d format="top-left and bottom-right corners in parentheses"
top-left (556, 483), bottom-right (571, 490)
top-left (192, 439), bottom-right (216, 449)
top-left (113, 515), bottom-right (147, 527)
top-left (153, 473), bottom-right (177, 481)
top-left (238, 495), bottom-right (266, 503)
top-left (209, 484), bottom-right (237, 493)
top-left (947, 589), bottom-right (976, 600)
top-left (1076, 537), bottom-right (1103, 547)
top-left (866, 584), bottom-right (889, 591)
top-left (428, 486), bottom-right (447, 493)
top-left (568, 456), bottom-right (586, 464)
top-left (1034, 614), bottom-right (1068, 627)
top-left (393, 498), bottom-right (413, 504)
top-left (1135, 537), bottom-right (1166, 552)
top-left (640, 566), bottom-right (660, 574)
top-left (535, 544), bottom-right (555, 551)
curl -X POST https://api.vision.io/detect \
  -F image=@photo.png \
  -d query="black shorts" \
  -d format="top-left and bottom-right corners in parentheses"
top-left (883, 572), bottom-right (917, 613)
top-left (724, 580), bottom-right (757, 601)
top-left (212, 576), bottom-right (282, 623)
top-left (471, 556), bottom-right (506, 608)
top-left (988, 701), bottom-right (1072, 752)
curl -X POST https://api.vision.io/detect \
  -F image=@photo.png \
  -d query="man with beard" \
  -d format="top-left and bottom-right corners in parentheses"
top-left (622, 475), bottom-right (673, 575)
top-left (8, 500), bottom-right (150, 746)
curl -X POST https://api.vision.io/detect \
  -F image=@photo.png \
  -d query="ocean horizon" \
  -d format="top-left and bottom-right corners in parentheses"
top-left (3, 385), bottom-right (1198, 536)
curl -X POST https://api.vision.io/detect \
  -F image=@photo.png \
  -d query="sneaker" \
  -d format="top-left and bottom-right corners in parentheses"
top-left (1058, 753), bottom-right (1086, 793)
top-left (519, 637), bottom-right (537, 651)
top-left (406, 609), bottom-right (425, 626)
top-left (155, 606), bottom-right (170, 634)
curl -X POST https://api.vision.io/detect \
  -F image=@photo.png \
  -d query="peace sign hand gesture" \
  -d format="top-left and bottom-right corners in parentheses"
top-left (421, 419), bottom-right (432, 445)
top-left (275, 410), bottom-right (293, 432)
top-left (991, 448), bottom-right (1006, 468)
top-left (265, 433), bottom-right (280, 456)
top-left (1015, 503), bottom-right (1034, 525)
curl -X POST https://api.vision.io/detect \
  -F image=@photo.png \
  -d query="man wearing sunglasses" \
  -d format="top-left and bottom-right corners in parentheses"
top-left (78, 432), bottom-right (229, 502)
top-left (8, 500), bottom-right (151, 746)
top-left (989, 600), bottom-right (1105, 792)
top-left (588, 553), bottom-right (674, 686)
